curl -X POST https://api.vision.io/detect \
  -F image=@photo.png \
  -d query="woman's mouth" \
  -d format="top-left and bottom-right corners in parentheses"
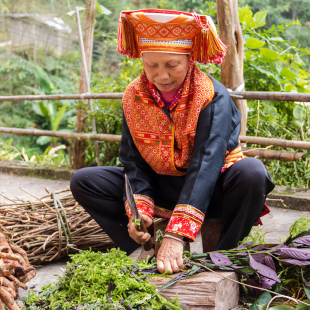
top-left (156, 82), bottom-right (174, 89)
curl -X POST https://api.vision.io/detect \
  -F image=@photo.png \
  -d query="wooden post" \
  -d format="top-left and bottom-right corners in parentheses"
top-left (216, 0), bottom-right (247, 136)
top-left (73, 0), bottom-right (97, 169)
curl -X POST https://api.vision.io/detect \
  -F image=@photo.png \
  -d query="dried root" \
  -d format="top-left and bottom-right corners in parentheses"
top-left (0, 233), bottom-right (36, 310)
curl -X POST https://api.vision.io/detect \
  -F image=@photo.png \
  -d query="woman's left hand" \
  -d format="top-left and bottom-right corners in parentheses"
top-left (157, 234), bottom-right (185, 274)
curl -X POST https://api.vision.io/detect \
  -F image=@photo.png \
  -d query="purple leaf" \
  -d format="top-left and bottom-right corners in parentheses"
top-left (236, 252), bottom-right (248, 256)
top-left (237, 241), bottom-right (254, 250)
top-left (264, 256), bottom-right (276, 271)
top-left (252, 253), bottom-right (267, 264)
top-left (259, 276), bottom-right (276, 289)
top-left (303, 277), bottom-right (310, 287)
top-left (139, 266), bottom-right (161, 274)
top-left (249, 254), bottom-right (280, 282)
top-left (281, 259), bottom-right (310, 266)
top-left (293, 235), bottom-right (310, 246)
top-left (210, 252), bottom-right (233, 266)
top-left (279, 248), bottom-right (310, 260)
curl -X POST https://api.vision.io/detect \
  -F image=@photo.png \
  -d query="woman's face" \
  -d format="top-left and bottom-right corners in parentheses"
top-left (142, 52), bottom-right (190, 92)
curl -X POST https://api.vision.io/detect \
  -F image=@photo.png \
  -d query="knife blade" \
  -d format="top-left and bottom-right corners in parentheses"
top-left (125, 174), bottom-right (140, 223)
top-left (125, 174), bottom-right (153, 251)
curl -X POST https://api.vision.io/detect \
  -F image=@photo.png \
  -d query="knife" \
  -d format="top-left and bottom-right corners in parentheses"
top-left (125, 174), bottom-right (153, 251)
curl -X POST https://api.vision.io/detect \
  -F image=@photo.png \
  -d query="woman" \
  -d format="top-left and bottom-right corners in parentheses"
top-left (71, 9), bottom-right (275, 274)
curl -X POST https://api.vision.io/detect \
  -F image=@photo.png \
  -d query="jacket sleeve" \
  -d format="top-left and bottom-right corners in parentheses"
top-left (165, 78), bottom-right (242, 241)
top-left (119, 112), bottom-right (157, 220)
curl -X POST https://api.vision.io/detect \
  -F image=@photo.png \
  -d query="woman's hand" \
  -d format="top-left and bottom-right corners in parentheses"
top-left (127, 214), bottom-right (153, 245)
top-left (157, 234), bottom-right (185, 274)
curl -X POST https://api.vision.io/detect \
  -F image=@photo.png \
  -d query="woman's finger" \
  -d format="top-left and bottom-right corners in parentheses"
top-left (164, 261), bottom-right (173, 275)
top-left (170, 259), bottom-right (180, 273)
top-left (157, 260), bottom-right (165, 274)
top-left (176, 254), bottom-right (185, 269)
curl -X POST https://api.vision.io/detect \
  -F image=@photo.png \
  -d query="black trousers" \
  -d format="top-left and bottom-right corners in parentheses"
top-left (70, 157), bottom-right (275, 254)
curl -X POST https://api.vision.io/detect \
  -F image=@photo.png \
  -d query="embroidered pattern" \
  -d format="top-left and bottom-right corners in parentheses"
top-left (125, 194), bottom-right (154, 219)
top-left (148, 80), bottom-right (183, 111)
top-left (122, 61), bottom-right (215, 176)
top-left (126, 13), bottom-right (201, 41)
top-left (222, 145), bottom-right (246, 172)
top-left (165, 204), bottom-right (205, 241)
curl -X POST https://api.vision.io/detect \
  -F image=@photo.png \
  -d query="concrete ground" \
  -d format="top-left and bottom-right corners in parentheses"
top-left (1, 172), bottom-right (310, 301)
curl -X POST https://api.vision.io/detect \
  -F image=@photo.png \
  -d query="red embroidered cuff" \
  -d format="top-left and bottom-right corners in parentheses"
top-left (125, 194), bottom-right (154, 219)
top-left (165, 204), bottom-right (205, 242)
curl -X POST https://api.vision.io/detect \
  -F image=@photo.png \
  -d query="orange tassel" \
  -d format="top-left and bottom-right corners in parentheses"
top-left (117, 16), bottom-right (140, 58)
top-left (191, 16), bottom-right (227, 64)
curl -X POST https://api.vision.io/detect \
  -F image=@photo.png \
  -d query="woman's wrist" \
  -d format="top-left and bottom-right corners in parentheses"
top-left (165, 232), bottom-right (184, 240)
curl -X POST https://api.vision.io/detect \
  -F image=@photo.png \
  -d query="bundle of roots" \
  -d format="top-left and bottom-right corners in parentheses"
top-left (0, 189), bottom-right (116, 265)
top-left (0, 232), bottom-right (35, 310)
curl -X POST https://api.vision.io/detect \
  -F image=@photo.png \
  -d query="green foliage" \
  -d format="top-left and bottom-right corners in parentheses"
top-left (0, 140), bottom-right (69, 165)
top-left (289, 217), bottom-right (310, 238)
top-left (240, 6), bottom-right (310, 188)
top-left (23, 248), bottom-right (182, 310)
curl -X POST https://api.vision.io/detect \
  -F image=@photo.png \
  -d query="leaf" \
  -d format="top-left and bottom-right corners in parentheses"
top-left (237, 241), bottom-right (254, 250)
top-left (260, 48), bottom-right (279, 60)
top-left (252, 253), bottom-right (267, 264)
top-left (264, 256), bottom-right (276, 271)
top-left (279, 248), bottom-right (310, 260)
top-left (33, 65), bottom-right (55, 94)
top-left (253, 11), bottom-right (268, 28)
top-left (238, 6), bottom-right (253, 24)
top-left (268, 306), bottom-right (295, 310)
top-left (249, 292), bottom-right (272, 310)
top-left (293, 105), bottom-right (305, 121)
top-left (270, 37), bottom-right (284, 42)
top-left (296, 300), bottom-right (310, 310)
top-left (209, 252), bottom-right (233, 266)
top-left (38, 102), bottom-right (50, 118)
top-left (245, 38), bottom-right (266, 49)
top-left (249, 254), bottom-right (280, 282)
top-left (281, 259), bottom-right (310, 266)
top-left (52, 105), bottom-right (67, 131)
top-left (238, 266), bottom-right (256, 275)
top-left (67, 6), bottom-right (85, 16)
top-left (295, 236), bottom-right (310, 246)
top-left (280, 68), bottom-right (297, 80)
top-left (158, 265), bottom-right (200, 293)
top-left (96, 3), bottom-right (111, 15)
top-left (36, 136), bottom-right (51, 145)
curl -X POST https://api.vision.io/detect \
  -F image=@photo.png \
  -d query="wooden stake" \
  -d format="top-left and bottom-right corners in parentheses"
top-left (216, 0), bottom-right (247, 136)
top-left (73, 0), bottom-right (97, 170)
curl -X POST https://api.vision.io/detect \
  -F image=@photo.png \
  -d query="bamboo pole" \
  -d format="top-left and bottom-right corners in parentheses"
top-left (73, 0), bottom-right (97, 170)
top-left (0, 91), bottom-right (310, 102)
top-left (0, 127), bottom-right (122, 142)
top-left (240, 136), bottom-right (310, 150)
top-left (75, 5), bottom-right (100, 167)
top-left (241, 147), bottom-right (304, 161)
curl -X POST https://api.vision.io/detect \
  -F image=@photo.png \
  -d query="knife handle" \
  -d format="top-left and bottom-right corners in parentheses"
top-left (139, 218), bottom-right (154, 251)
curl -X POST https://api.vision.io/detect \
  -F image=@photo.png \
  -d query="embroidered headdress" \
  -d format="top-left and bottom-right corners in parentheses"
top-left (117, 9), bottom-right (227, 64)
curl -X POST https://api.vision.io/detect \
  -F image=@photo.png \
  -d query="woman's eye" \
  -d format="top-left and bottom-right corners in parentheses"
top-left (167, 63), bottom-right (178, 68)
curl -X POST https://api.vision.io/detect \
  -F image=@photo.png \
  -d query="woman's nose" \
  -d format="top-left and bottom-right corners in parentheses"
top-left (156, 68), bottom-right (170, 81)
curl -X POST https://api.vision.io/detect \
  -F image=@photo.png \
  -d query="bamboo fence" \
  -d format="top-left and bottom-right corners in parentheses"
top-left (0, 91), bottom-right (310, 102)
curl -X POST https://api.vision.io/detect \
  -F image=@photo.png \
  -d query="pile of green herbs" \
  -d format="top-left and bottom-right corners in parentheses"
top-left (24, 217), bottom-right (310, 310)
top-left (23, 248), bottom-right (183, 310)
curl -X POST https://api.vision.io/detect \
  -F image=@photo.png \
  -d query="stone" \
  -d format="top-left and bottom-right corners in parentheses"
top-left (149, 271), bottom-right (239, 310)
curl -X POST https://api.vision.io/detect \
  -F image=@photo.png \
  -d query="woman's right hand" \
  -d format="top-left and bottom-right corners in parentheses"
top-left (127, 214), bottom-right (153, 245)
